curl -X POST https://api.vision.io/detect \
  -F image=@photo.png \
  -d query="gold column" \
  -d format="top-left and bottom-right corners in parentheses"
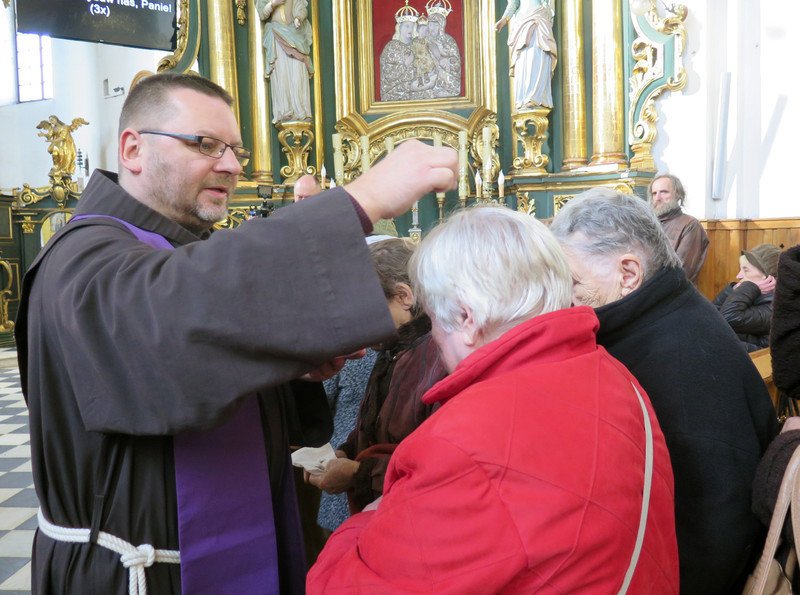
top-left (207, 0), bottom-right (240, 122)
top-left (561, 0), bottom-right (587, 170)
top-left (589, 0), bottom-right (627, 167)
top-left (247, 0), bottom-right (272, 182)
top-left (333, 0), bottom-right (355, 121)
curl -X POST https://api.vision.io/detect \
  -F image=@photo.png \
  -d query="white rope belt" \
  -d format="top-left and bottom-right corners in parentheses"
top-left (37, 508), bottom-right (180, 595)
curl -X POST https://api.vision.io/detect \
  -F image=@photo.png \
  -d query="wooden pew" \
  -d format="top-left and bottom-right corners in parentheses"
top-left (750, 347), bottom-right (778, 410)
top-left (698, 218), bottom-right (800, 301)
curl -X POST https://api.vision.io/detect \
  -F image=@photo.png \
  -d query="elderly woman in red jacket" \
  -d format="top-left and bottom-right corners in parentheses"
top-left (308, 206), bottom-right (679, 593)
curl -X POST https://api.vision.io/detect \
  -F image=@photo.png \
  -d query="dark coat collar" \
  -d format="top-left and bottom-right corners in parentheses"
top-left (595, 266), bottom-right (691, 346)
top-left (76, 170), bottom-right (206, 246)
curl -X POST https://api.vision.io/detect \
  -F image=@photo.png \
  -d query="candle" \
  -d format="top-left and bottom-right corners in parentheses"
top-left (433, 132), bottom-right (445, 221)
top-left (482, 126), bottom-right (492, 197)
top-left (384, 137), bottom-right (394, 154)
top-left (320, 164), bottom-right (327, 188)
top-left (332, 133), bottom-right (344, 185)
top-left (330, 178), bottom-right (337, 188)
top-left (458, 130), bottom-right (468, 201)
top-left (498, 170), bottom-right (505, 199)
top-left (475, 171), bottom-right (482, 198)
top-left (360, 136), bottom-right (371, 173)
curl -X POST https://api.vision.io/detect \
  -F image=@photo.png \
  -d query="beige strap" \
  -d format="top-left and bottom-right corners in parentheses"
top-left (747, 445), bottom-right (800, 594)
top-left (618, 382), bottom-right (654, 595)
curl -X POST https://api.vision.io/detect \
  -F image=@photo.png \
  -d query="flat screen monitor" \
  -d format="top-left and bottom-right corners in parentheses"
top-left (15, 0), bottom-right (177, 52)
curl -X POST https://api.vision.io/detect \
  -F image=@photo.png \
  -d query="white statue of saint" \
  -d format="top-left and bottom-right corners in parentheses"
top-left (256, 0), bottom-right (314, 123)
top-left (495, 0), bottom-right (557, 110)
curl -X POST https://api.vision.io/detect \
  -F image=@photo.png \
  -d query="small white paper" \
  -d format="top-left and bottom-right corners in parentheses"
top-left (291, 443), bottom-right (337, 475)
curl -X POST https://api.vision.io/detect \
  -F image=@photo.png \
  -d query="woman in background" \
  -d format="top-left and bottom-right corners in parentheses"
top-left (713, 243), bottom-right (781, 352)
top-left (308, 238), bottom-right (447, 513)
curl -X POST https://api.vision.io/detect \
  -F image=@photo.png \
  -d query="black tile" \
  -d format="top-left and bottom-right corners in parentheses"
top-left (0, 459), bottom-right (28, 472)
top-left (0, 474), bottom-right (33, 489)
top-left (0, 557), bottom-right (28, 583)
top-left (16, 515), bottom-right (38, 530)
top-left (1, 490), bottom-right (39, 508)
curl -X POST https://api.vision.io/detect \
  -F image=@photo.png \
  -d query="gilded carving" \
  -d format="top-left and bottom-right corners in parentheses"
top-left (157, 0), bottom-right (199, 72)
top-left (276, 121), bottom-right (316, 183)
top-left (21, 216), bottom-right (36, 235)
top-left (216, 207), bottom-right (253, 230)
top-left (468, 114), bottom-right (499, 184)
top-left (516, 191), bottom-right (535, 217)
top-left (16, 177), bottom-right (78, 209)
top-left (553, 194), bottom-right (574, 214)
top-left (0, 258), bottom-right (14, 332)
top-left (511, 107), bottom-right (550, 176)
top-left (236, 0), bottom-right (247, 25)
top-left (628, 2), bottom-right (688, 170)
top-left (36, 116), bottom-right (88, 178)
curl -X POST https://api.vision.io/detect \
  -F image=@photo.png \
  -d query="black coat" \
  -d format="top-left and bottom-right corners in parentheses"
top-left (595, 266), bottom-right (779, 595)
top-left (713, 281), bottom-right (774, 352)
top-left (771, 244), bottom-right (800, 400)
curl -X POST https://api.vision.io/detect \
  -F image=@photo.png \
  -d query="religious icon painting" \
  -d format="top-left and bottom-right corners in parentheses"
top-left (350, 0), bottom-right (486, 114)
top-left (373, 0), bottom-right (465, 103)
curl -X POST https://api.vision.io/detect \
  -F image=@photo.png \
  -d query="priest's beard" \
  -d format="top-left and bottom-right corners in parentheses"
top-left (146, 154), bottom-right (234, 234)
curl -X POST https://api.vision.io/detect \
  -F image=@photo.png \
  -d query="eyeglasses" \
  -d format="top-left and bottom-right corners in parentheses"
top-left (138, 130), bottom-right (251, 167)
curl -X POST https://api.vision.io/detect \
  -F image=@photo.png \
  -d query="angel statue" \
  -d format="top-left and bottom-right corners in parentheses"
top-left (36, 115), bottom-right (89, 177)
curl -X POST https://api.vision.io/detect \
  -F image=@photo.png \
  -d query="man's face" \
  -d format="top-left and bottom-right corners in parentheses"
top-left (137, 88), bottom-right (242, 233)
top-left (561, 244), bottom-right (624, 308)
top-left (650, 177), bottom-right (679, 217)
top-left (293, 175), bottom-right (321, 202)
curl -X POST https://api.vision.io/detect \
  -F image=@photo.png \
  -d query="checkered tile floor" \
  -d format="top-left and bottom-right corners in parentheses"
top-left (0, 353), bottom-right (34, 594)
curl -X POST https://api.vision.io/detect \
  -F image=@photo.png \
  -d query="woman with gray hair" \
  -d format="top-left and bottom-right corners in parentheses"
top-left (309, 206), bottom-right (679, 593)
top-left (551, 188), bottom-right (779, 595)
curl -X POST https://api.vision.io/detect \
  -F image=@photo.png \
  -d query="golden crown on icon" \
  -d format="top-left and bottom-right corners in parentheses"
top-left (395, 0), bottom-right (420, 23)
top-left (425, 0), bottom-right (452, 18)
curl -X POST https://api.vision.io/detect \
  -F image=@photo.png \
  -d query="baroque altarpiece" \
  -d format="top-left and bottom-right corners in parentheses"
top-left (0, 0), bottom-right (687, 345)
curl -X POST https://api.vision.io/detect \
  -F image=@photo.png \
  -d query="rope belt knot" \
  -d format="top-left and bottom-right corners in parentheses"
top-left (121, 543), bottom-right (156, 569)
top-left (37, 508), bottom-right (180, 595)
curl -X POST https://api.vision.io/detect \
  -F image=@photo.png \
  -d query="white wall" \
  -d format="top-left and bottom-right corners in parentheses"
top-left (652, 0), bottom-right (798, 219)
top-left (0, 39), bottom-right (165, 190)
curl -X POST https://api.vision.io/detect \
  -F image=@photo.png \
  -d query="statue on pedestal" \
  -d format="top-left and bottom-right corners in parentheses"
top-left (256, 0), bottom-right (314, 123)
top-left (496, 0), bottom-right (557, 110)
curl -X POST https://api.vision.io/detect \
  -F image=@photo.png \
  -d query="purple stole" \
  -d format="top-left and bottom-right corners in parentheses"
top-left (72, 215), bottom-right (288, 594)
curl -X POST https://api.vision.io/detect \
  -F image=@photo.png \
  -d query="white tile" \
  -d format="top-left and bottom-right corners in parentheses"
top-left (0, 416), bottom-right (11, 423)
top-left (0, 530), bottom-right (35, 557)
top-left (3, 404), bottom-right (26, 410)
top-left (10, 462), bottom-right (31, 473)
top-left (0, 489), bottom-right (21, 504)
top-left (0, 560), bottom-right (31, 590)
top-left (0, 436), bottom-right (28, 447)
top-left (0, 447), bottom-right (30, 459)
top-left (0, 425), bottom-right (24, 434)
top-left (0, 508), bottom-right (36, 530)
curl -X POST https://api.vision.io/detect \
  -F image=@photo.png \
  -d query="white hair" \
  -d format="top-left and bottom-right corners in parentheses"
top-left (409, 206), bottom-right (572, 340)
top-left (549, 187), bottom-right (681, 279)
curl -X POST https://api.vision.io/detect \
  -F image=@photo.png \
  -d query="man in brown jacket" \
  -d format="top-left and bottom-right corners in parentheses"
top-left (649, 173), bottom-right (709, 284)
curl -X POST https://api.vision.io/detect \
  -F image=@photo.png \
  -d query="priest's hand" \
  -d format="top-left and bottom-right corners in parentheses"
top-left (307, 457), bottom-right (360, 494)
top-left (300, 349), bottom-right (366, 382)
top-left (345, 139), bottom-right (457, 223)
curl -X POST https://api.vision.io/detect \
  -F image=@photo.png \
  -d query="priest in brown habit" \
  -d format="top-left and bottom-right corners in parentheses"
top-left (16, 72), bottom-right (457, 594)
